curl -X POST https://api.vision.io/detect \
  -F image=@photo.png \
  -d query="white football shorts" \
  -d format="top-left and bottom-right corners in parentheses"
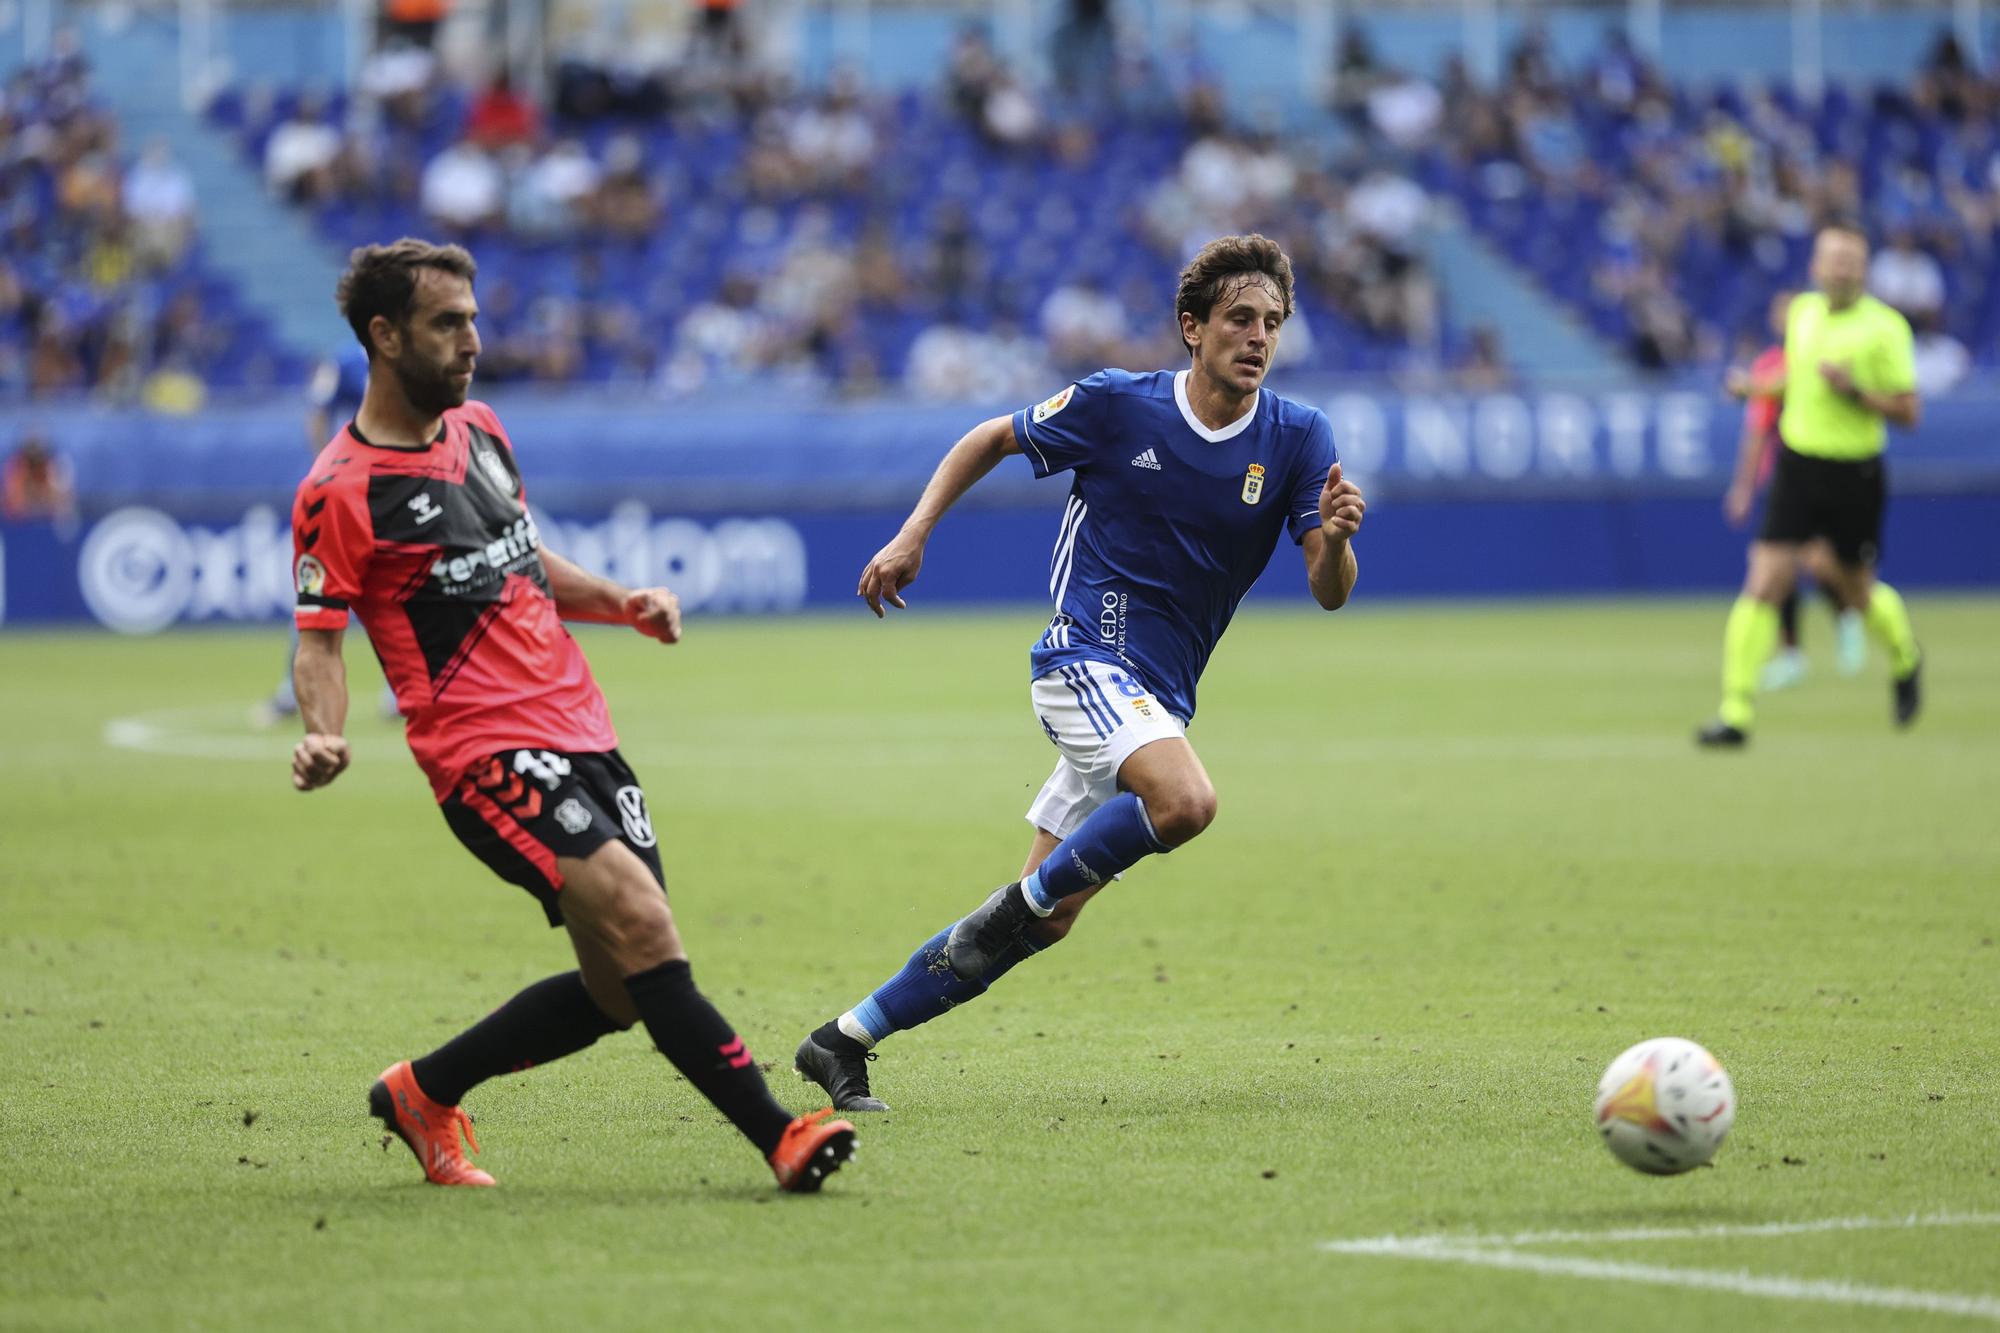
top-left (1025, 658), bottom-right (1186, 840)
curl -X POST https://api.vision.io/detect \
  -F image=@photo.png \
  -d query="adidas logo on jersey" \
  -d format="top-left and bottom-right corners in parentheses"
top-left (1130, 449), bottom-right (1162, 470)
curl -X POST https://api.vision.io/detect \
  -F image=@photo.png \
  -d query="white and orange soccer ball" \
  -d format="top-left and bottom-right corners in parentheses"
top-left (1594, 1037), bottom-right (1735, 1175)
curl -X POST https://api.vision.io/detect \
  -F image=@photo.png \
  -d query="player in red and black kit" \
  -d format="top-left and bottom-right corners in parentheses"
top-left (1723, 290), bottom-right (1861, 689)
top-left (289, 239), bottom-right (855, 1192)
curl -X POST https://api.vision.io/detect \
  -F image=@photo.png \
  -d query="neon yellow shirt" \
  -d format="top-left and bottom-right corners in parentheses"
top-left (1779, 292), bottom-right (1915, 460)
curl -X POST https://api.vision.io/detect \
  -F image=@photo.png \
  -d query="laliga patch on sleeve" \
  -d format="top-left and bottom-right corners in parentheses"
top-left (295, 554), bottom-right (326, 596)
top-left (1033, 384), bottom-right (1077, 423)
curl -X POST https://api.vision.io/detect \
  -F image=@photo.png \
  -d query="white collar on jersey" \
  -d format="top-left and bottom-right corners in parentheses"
top-left (1173, 369), bottom-right (1262, 443)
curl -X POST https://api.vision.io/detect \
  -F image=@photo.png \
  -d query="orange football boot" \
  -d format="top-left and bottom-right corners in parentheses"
top-left (368, 1060), bottom-right (496, 1187)
top-left (769, 1107), bottom-right (857, 1193)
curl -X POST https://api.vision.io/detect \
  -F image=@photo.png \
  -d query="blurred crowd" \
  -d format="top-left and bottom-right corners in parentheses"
top-left (0, 33), bottom-right (242, 404)
top-left (219, 7), bottom-right (1453, 399)
top-left (15, 6), bottom-right (2000, 405)
top-left (1343, 22), bottom-right (1998, 383)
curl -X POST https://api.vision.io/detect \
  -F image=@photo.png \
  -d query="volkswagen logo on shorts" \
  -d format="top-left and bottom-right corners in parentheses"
top-left (615, 786), bottom-right (656, 847)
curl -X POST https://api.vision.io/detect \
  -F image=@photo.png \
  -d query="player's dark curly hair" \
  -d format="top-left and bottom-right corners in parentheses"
top-left (1174, 233), bottom-right (1295, 357)
top-left (336, 238), bottom-right (478, 358)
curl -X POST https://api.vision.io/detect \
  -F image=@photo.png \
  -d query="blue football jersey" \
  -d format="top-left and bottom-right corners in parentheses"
top-left (308, 346), bottom-right (369, 425)
top-left (1010, 367), bottom-right (1339, 723)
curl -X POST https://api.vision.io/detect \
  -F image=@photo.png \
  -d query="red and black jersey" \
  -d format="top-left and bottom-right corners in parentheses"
top-left (290, 401), bottom-right (617, 800)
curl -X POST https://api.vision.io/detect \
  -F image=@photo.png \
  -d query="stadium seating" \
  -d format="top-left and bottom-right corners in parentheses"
top-left (1416, 50), bottom-right (1999, 376)
top-left (0, 49), bottom-right (296, 401)
top-left (208, 58), bottom-right (1444, 390)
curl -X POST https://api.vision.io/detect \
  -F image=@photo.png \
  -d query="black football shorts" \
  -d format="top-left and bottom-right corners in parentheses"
top-left (1758, 445), bottom-right (1887, 566)
top-left (439, 748), bottom-right (664, 927)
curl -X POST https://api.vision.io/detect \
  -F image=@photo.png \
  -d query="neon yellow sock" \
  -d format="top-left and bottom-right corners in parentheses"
top-left (1718, 596), bottom-right (1780, 729)
top-left (1863, 580), bottom-right (1920, 676)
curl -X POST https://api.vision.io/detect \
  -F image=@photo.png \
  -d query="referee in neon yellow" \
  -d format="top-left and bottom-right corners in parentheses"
top-left (1700, 223), bottom-right (1924, 746)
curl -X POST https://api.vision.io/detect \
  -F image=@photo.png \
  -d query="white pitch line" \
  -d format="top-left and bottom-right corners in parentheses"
top-left (1323, 1240), bottom-right (2000, 1323)
top-left (1487, 1211), bottom-right (2000, 1247)
top-left (1324, 1215), bottom-right (2000, 1323)
top-left (103, 709), bottom-right (291, 761)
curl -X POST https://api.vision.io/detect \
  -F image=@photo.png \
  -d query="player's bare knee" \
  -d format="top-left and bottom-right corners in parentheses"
top-left (579, 878), bottom-right (681, 973)
top-left (1147, 783), bottom-right (1217, 847)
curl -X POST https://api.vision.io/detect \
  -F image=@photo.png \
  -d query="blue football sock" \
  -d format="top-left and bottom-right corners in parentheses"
top-left (1022, 793), bottom-right (1167, 912)
top-left (839, 925), bottom-right (1047, 1048)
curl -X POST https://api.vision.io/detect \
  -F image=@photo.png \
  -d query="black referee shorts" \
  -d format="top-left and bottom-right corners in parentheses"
top-left (439, 748), bottom-right (665, 927)
top-left (1758, 445), bottom-right (1887, 566)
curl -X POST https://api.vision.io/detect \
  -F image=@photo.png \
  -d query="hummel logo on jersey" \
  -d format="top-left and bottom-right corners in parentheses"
top-left (1130, 449), bottom-right (1162, 470)
top-left (409, 493), bottom-right (443, 524)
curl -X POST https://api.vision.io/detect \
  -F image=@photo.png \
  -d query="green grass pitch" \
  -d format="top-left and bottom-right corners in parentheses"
top-left (2, 598), bottom-right (1996, 1330)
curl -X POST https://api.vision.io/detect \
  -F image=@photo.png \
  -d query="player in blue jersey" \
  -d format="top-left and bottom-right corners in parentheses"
top-left (256, 345), bottom-right (399, 724)
top-left (794, 234), bottom-right (1366, 1111)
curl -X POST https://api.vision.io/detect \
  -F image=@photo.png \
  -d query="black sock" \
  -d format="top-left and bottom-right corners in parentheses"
top-left (1778, 589), bottom-right (1801, 648)
top-left (410, 971), bottom-right (623, 1107)
top-left (1818, 580), bottom-right (1845, 618)
top-left (625, 959), bottom-right (794, 1156)
top-left (811, 1019), bottom-right (865, 1055)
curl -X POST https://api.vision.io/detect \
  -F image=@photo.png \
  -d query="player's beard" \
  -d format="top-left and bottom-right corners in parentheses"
top-left (391, 350), bottom-right (470, 416)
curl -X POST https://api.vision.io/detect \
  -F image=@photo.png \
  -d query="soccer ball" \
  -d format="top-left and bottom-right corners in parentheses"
top-left (1594, 1037), bottom-right (1735, 1175)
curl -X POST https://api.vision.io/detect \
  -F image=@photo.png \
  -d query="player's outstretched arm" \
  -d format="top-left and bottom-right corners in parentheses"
top-left (858, 414), bottom-right (1019, 617)
top-left (1304, 462), bottom-right (1364, 610)
top-left (543, 547), bottom-right (681, 643)
top-left (292, 628), bottom-right (352, 791)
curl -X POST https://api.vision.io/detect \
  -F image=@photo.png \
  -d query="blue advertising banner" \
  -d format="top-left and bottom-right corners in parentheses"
top-left (6, 384), bottom-right (1997, 517)
top-left (3, 383), bottom-right (1993, 626)
top-left (5, 490), bottom-right (1997, 630)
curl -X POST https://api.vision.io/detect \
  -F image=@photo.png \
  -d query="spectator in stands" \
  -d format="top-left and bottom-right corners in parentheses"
top-left (122, 139), bottom-right (197, 270)
top-left (783, 71), bottom-right (878, 196)
top-left (1625, 262), bottom-right (1696, 371)
top-left (1345, 166), bottom-right (1437, 343)
top-left (922, 201), bottom-right (986, 312)
top-left (664, 272), bottom-right (772, 394)
top-left (1454, 326), bottom-right (1512, 392)
top-left (508, 138), bottom-right (599, 239)
top-left (380, 0), bottom-right (449, 50)
top-left (981, 71), bottom-right (1041, 152)
top-left (357, 38), bottom-right (437, 128)
top-left (690, 0), bottom-right (748, 68)
top-left (464, 70), bottom-right (541, 150)
top-left (945, 26), bottom-right (1001, 123)
top-left (2, 432), bottom-right (75, 522)
top-left (1365, 70), bottom-right (1443, 151)
top-left (1911, 316), bottom-right (1971, 395)
top-left (1040, 276), bottom-right (1128, 372)
top-left (28, 310), bottom-right (84, 397)
top-left (151, 288), bottom-right (223, 380)
top-left (1919, 29), bottom-right (1981, 123)
top-left (419, 138), bottom-right (503, 232)
top-left (1052, 0), bottom-right (1117, 104)
top-left (594, 134), bottom-right (663, 239)
top-left (905, 312), bottom-right (1049, 402)
top-left (854, 221), bottom-right (907, 310)
top-left (264, 94), bottom-right (343, 204)
top-left (1868, 228), bottom-right (1946, 323)
top-left (1585, 28), bottom-right (1650, 113)
top-left (1329, 24), bottom-right (1386, 131)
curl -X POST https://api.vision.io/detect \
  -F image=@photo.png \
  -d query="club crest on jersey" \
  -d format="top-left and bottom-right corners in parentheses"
top-left (473, 446), bottom-right (517, 497)
top-left (1241, 463), bottom-right (1266, 505)
top-left (295, 554), bottom-right (326, 596)
top-left (1033, 385), bottom-right (1076, 423)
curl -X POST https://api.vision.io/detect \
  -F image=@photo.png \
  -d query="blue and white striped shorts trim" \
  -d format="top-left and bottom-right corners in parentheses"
top-left (1026, 659), bottom-right (1186, 839)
